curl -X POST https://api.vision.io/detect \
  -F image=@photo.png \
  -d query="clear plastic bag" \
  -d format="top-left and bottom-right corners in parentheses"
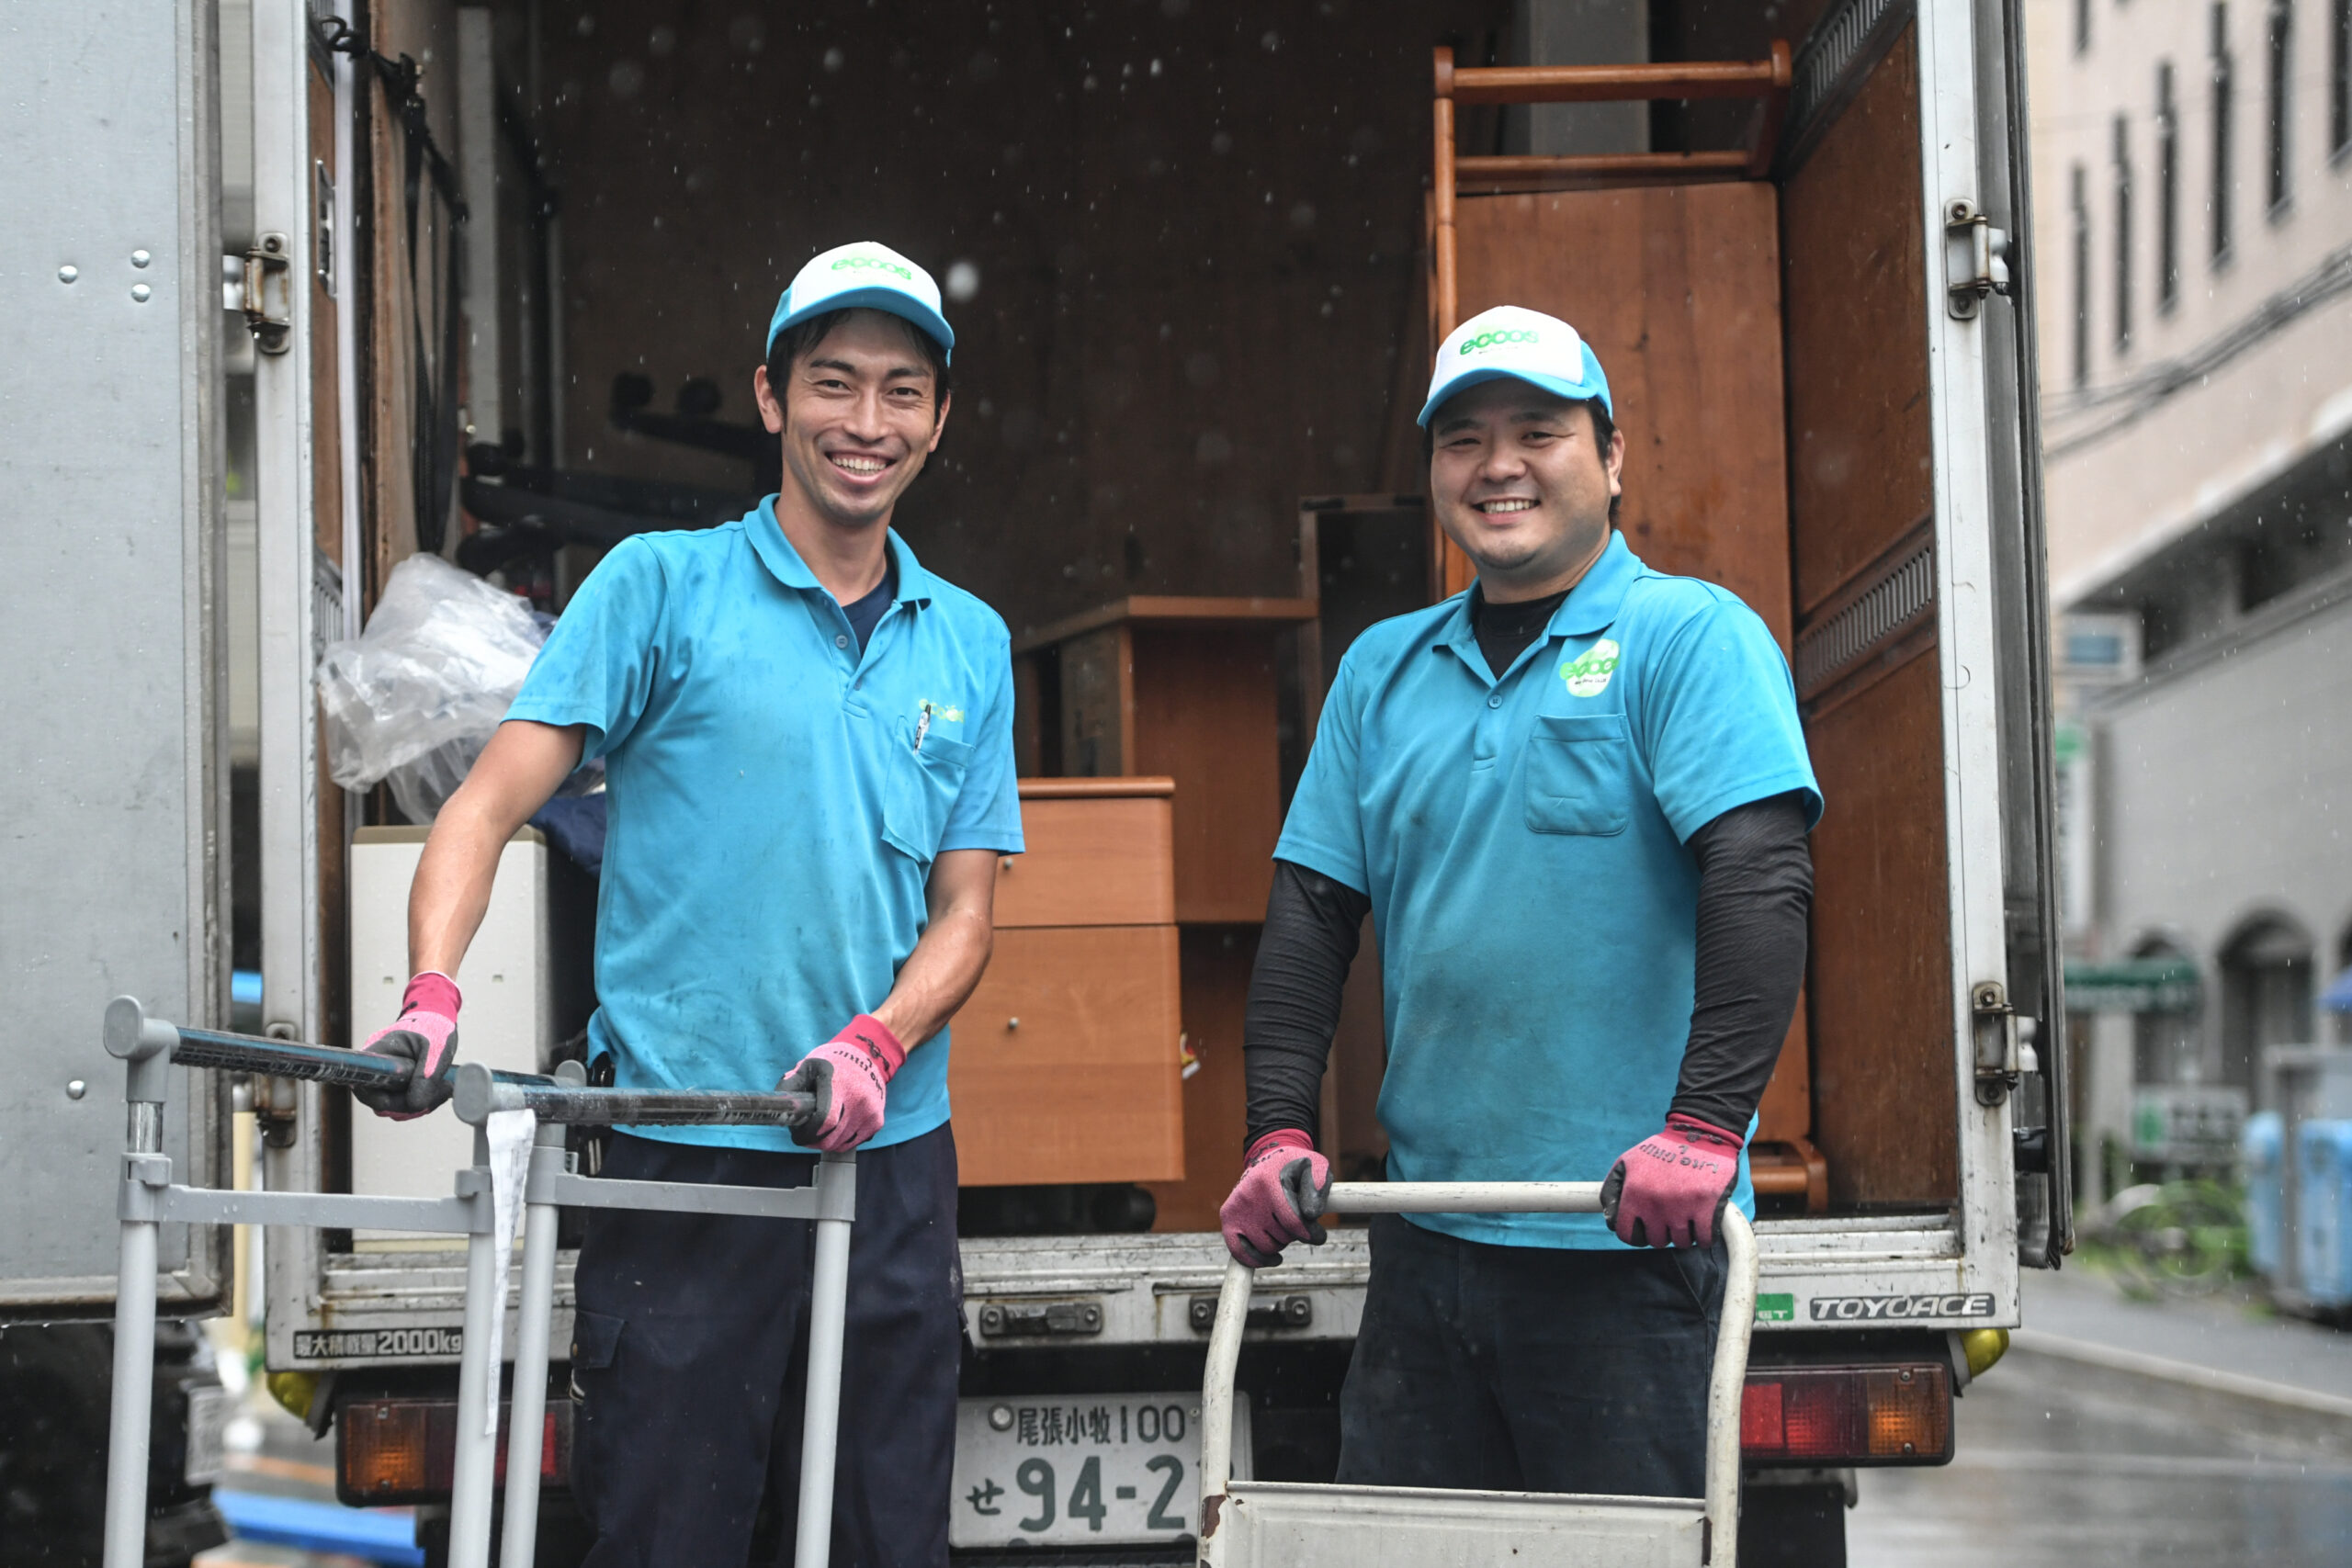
top-left (315, 554), bottom-right (548, 822)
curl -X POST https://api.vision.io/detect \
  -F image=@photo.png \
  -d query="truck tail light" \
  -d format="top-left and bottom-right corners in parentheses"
top-left (1740, 1363), bottom-right (1951, 1465)
top-left (339, 1398), bottom-right (571, 1505)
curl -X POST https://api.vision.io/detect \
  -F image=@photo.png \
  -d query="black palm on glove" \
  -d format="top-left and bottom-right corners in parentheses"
top-left (353, 973), bottom-right (462, 1119)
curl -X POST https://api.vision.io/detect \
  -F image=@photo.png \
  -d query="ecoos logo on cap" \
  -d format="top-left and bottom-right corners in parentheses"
top-left (833, 254), bottom-right (916, 282)
top-left (1460, 328), bottom-right (1541, 355)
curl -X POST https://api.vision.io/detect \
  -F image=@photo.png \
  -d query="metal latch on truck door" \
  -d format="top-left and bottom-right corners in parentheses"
top-left (976, 1301), bottom-right (1102, 1337)
top-left (1971, 980), bottom-right (2019, 1106)
top-left (1189, 1293), bottom-right (1312, 1333)
top-left (1943, 200), bottom-right (2011, 320)
top-left (240, 232), bottom-right (294, 355)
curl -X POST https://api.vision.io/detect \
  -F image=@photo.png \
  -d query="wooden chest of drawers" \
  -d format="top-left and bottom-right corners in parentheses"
top-left (948, 778), bottom-right (1185, 1187)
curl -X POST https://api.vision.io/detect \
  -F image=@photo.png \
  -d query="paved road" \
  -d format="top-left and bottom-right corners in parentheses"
top-left (1849, 1270), bottom-right (2352, 1567)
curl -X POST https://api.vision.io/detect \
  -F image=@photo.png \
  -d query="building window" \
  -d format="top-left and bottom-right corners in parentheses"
top-left (2213, 4), bottom-right (2236, 261)
top-left (2077, 0), bottom-right (2093, 54)
top-left (2113, 117), bottom-right (2134, 351)
top-left (2334, 0), bottom-right (2350, 155)
top-left (2133, 939), bottom-right (2206, 1086)
top-left (2221, 916), bottom-right (2314, 1089)
top-left (2269, 0), bottom-right (2295, 211)
top-left (2071, 164), bottom-right (2092, 388)
top-left (2158, 62), bottom-right (2181, 310)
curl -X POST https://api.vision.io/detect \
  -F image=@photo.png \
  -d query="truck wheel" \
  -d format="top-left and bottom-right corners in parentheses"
top-left (1738, 1478), bottom-right (1848, 1567)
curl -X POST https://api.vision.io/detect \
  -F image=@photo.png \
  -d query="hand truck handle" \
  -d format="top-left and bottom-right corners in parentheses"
top-left (1196, 1185), bottom-right (1759, 1568)
top-left (106, 996), bottom-right (412, 1089)
top-left (449, 1060), bottom-right (818, 1128)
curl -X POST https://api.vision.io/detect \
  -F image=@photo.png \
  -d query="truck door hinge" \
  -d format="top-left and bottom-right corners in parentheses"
top-left (241, 232), bottom-right (294, 355)
top-left (1971, 980), bottom-right (2018, 1106)
top-left (1943, 200), bottom-right (2011, 320)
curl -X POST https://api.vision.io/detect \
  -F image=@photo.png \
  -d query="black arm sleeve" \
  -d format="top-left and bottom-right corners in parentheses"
top-left (1669, 792), bottom-right (1815, 1134)
top-left (1241, 860), bottom-right (1373, 1147)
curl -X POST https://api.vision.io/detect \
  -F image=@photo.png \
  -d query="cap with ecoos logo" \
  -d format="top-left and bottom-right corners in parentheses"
top-left (766, 241), bottom-right (955, 361)
top-left (1418, 305), bottom-right (1611, 427)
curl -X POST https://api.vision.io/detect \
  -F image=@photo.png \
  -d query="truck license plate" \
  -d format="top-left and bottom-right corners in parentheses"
top-left (948, 1393), bottom-right (1245, 1549)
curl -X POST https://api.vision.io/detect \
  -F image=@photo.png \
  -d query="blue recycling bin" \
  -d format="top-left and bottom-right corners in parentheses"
top-left (2244, 1111), bottom-right (2284, 1280)
top-left (2294, 1120), bottom-right (2352, 1309)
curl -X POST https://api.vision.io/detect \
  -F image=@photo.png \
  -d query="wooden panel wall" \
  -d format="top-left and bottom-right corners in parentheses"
top-left (366, 2), bottom-right (462, 600)
top-left (1781, 27), bottom-right (1957, 1208)
top-left (1453, 182), bottom-right (1793, 647)
top-left (1804, 654), bottom-right (1957, 1204)
top-left (1783, 33), bottom-right (1933, 618)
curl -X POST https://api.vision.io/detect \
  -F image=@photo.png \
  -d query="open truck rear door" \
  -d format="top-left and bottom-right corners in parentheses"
top-left (249, 0), bottom-right (384, 1361)
top-left (1970, 0), bottom-right (2075, 1267)
top-left (0, 0), bottom-right (229, 1313)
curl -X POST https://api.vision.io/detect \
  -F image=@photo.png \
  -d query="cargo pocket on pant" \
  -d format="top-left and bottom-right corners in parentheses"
top-left (569, 1308), bottom-right (624, 1404)
top-left (1522, 713), bottom-right (1633, 836)
top-left (880, 725), bottom-right (973, 866)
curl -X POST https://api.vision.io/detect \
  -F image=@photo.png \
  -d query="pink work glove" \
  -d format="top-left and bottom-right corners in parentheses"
top-left (1219, 1129), bottom-right (1332, 1268)
top-left (780, 1014), bottom-right (907, 1153)
top-left (353, 972), bottom-right (463, 1120)
top-left (1600, 1111), bottom-right (1746, 1249)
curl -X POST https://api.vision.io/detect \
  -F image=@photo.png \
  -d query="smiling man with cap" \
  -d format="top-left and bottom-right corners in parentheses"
top-left (352, 240), bottom-right (1019, 1566)
top-left (1218, 304), bottom-right (1822, 1500)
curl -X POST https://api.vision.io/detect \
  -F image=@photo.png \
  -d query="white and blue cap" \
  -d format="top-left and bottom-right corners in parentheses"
top-left (1419, 305), bottom-right (1611, 427)
top-left (765, 241), bottom-right (955, 361)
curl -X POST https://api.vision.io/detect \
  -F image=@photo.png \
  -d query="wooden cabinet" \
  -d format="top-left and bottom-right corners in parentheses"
top-left (1016, 596), bottom-right (1318, 924)
top-left (948, 779), bottom-right (1186, 1187)
top-left (1011, 598), bottom-right (1321, 1224)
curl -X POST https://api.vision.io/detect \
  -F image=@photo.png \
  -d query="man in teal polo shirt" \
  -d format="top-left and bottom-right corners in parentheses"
top-left (351, 242), bottom-right (1018, 1566)
top-left (1220, 305), bottom-right (1820, 1498)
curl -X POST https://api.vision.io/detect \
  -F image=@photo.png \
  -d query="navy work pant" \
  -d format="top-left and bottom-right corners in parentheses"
top-left (1336, 1213), bottom-right (1725, 1498)
top-left (569, 1125), bottom-right (963, 1568)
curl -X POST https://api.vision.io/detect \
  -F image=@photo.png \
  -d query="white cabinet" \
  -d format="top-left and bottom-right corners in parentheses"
top-left (346, 826), bottom-right (551, 1238)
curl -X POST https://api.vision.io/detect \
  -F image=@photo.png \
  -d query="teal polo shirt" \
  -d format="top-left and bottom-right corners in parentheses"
top-left (503, 500), bottom-right (1023, 1152)
top-left (1277, 534), bottom-right (1821, 1247)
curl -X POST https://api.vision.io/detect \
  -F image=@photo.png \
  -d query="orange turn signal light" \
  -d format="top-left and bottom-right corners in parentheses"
top-left (1740, 1362), bottom-right (1952, 1465)
top-left (339, 1397), bottom-right (571, 1505)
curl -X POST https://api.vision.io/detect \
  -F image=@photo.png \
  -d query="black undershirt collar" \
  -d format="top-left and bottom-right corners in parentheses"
top-left (1470, 581), bottom-right (1571, 681)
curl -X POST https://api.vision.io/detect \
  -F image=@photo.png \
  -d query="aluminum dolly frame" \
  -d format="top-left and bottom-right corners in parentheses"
top-left (1196, 1183), bottom-right (1758, 1568)
top-left (99, 998), bottom-right (851, 1568)
top-left (447, 1061), bottom-right (853, 1568)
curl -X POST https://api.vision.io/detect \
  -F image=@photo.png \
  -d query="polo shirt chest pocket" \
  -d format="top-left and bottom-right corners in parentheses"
top-left (881, 722), bottom-right (973, 866)
top-left (1523, 713), bottom-right (1634, 837)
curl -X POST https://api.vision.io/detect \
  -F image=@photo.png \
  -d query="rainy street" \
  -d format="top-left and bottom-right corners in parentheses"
top-left (1847, 1271), bottom-right (2352, 1567)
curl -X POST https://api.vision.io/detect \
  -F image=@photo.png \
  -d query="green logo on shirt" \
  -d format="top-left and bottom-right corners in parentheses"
top-left (1558, 637), bottom-right (1620, 698)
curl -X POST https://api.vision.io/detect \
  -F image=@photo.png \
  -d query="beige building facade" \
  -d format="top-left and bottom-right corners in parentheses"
top-left (2027, 0), bottom-right (2352, 1194)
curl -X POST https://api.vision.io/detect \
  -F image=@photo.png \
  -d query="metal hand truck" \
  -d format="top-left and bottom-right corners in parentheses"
top-left (100, 998), bottom-right (854, 1568)
top-left (1196, 1182), bottom-right (1758, 1568)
